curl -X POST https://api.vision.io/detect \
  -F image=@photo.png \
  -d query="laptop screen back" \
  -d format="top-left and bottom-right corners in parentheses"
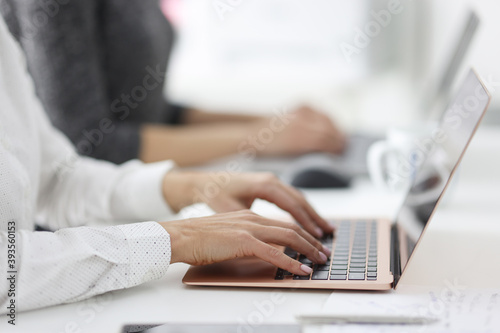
top-left (395, 70), bottom-right (490, 273)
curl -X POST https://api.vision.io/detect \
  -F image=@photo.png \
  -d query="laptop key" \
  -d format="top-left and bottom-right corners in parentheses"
top-left (368, 262), bottom-right (377, 267)
top-left (323, 233), bottom-right (334, 239)
top-left (333, 256), bottom-right (349, 261)
top-left (367, 277), bottom-right (377, 281)
top-left (350, 258), bottom-right (366, 263)
top-left (349, 267), bottom-right (365, 273)
top-left (312, 271), bottom-right (329, 280)
top-left (299, 257), bottom-right (313, 265)
top-left (330, 274), bottom-right (347, 280)
top-left (331, 260), bottom-right (348, 265)
top-left (331, 265), bottom-right (348, 270)
top-left (351, 254), bottom-right (366, 259)
top-left (367, 267), bottom-right (377, 272)
top-left (293, 275), bottom-right (310, 280)
top-left (315, 264), bottom-right (331, 271)
top-left (367, 272), bottom-right (377, 278)
top-left (284, 248), bottom-right (297, 258)
top-left (330, 270), bottom-right (347, 275)
top-left (275, 269), bottom-right (284, 280)
top-left (348, 273), bottom-right (365, 280)
top-left (350, 263), bottom-right (366, 268)
top-left (334, 248), bottom-right (350, 253)
top-left (334, 249), bottom-right (349, 253)
top-left (352, 247), bottom-right (366, 251)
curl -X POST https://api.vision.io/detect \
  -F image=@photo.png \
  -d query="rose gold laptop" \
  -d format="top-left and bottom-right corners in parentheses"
top-left (183, 69), bottom-right (491, 291)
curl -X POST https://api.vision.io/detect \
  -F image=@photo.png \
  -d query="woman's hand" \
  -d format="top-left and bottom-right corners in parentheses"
top-left (258, 106), bottom-right (346, 156)
top-left (159, 210), bottom-right (331, 275)
top-left (163, 172), bottom-right (334, 238)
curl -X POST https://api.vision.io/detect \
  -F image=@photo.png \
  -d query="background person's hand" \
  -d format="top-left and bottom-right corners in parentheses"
top-left (163, 172), bottom-right (334, 238)
top-left (159, 210), bottom-right (330, 275)
top-left (259, 105), bottom-right (346, 156)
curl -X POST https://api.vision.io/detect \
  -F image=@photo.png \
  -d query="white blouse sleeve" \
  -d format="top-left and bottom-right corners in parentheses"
top-left (0, 17), bottom-right (175, 314)
top-left (2, 222), bottom-right (172, 313)
top-left (35, 105), bottom-right (176, 229)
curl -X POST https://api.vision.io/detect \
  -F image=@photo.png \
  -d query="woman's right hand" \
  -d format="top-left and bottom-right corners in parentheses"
top-left (158, 210), bottom-right (331, 276)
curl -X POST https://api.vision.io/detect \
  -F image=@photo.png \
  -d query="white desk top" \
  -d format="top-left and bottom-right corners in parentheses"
top-left (2, 126), bottom-right (500, 333)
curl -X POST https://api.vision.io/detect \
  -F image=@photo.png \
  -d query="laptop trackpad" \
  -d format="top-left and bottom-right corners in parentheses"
top-left (183, 257), bottom-right (277, 285)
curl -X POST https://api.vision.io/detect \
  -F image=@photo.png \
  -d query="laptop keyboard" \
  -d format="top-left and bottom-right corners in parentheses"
top-left (275, 220), bottom-right (378, 281)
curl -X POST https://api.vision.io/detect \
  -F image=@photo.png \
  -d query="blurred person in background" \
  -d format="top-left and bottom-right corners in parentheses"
top-left (0, 0), bottom-right (345, 167)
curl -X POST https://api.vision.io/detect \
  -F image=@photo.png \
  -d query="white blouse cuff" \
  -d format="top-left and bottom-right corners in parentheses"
top-left (116, 222), bottom-right (171, 287)
top-left (112, 160), bottom-right (176, 222)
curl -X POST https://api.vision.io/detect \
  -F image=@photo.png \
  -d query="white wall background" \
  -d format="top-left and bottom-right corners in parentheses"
top-left (168, 0), bottom-right (369, 112)
top-left (166, 0), bottom-right (500, 130)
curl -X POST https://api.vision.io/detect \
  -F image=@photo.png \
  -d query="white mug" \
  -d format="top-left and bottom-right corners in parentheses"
top-left (367, 125), bottom-right (435, 191)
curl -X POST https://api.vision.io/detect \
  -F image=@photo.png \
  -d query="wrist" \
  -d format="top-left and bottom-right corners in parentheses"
top-left (247, 117), bottom-right (282, 157)
top-left (140, 124), bottom-right (170, 163)
top-left (162, 171), bottom-right (206, 212)
top-left (158, 221), bottom-right (184, 264)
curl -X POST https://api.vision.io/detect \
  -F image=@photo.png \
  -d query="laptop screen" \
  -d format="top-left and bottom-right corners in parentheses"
top-left (395, 70), bottom-right (490, 272)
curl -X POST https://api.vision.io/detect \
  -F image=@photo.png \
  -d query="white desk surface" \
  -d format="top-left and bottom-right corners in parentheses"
top-left (2, 126), bottom-right (500, 333)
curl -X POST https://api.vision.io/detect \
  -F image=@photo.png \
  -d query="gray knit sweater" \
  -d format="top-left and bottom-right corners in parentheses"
top-left (0, 0), bottom-right (184, 164)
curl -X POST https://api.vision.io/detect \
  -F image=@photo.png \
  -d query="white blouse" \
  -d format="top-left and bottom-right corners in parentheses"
top-left (0, 18), bottom-right (175, 314)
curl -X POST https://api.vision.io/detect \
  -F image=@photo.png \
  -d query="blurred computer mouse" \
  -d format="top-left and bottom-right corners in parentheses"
top-left (290, 168), bottom-right (352, 189)
top-left (280, 153), bottom-right (354, 189)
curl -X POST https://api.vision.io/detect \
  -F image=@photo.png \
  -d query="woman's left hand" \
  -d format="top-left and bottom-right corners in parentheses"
top-left (163, 171), bottom-right (334, 238)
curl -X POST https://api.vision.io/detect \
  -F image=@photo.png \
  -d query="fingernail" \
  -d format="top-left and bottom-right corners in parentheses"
top-left (315, 227), bottom-right (323, 238)
top-left (322, 245), bottom-right (332, 257)
top-left (318, 251), bottom-right (328, 263)
top-left (301, 264), bottom-right (313, 275)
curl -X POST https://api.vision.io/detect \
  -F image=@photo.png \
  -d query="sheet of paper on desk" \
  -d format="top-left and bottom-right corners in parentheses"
top-left (317, 289), bottom-right (500, 332)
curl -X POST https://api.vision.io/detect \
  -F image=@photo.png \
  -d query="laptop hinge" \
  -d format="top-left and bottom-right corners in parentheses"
top-left (390, 224), bottom-right (402, 287)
